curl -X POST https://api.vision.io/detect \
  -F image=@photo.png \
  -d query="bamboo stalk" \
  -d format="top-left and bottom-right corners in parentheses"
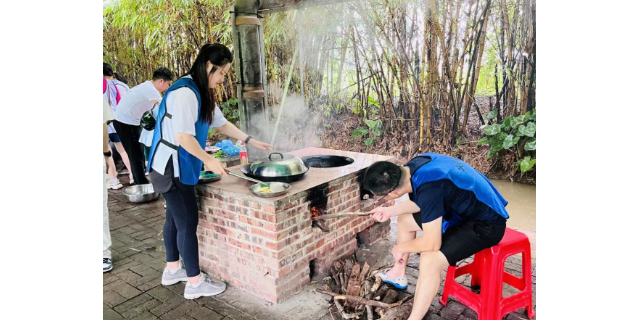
top-left (270, 46), bottom-right (299, 146)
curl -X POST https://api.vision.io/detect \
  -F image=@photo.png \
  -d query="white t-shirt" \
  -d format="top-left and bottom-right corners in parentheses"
top-left (115, 81), bottom-right (162, 125)
top-left (103, 96), bottom-right (115, 168)
top-left (151, 76), bottom-right (227, 177)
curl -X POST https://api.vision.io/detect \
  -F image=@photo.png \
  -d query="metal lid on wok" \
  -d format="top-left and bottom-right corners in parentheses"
top-left (249, 152), bottom-right (309, 178)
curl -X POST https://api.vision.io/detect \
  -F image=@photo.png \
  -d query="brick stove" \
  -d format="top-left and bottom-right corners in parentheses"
top-left (194, 148), bottom-right (394, 303)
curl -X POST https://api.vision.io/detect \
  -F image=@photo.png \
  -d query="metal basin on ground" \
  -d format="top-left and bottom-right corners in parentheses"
top-left (122, 184), bottom-right (160, 203)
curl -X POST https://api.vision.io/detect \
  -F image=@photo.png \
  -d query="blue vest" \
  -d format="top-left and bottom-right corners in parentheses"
top-left (408, 153), bottom-right (509, 233)
top-left (147, 77), bottom-right (209, 186)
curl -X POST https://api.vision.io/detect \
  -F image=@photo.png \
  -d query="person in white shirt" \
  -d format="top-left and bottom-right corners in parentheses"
top-left (104, 63), bottom-right (134, 187)
top-left (103, 95), bottom-right (115, 272)
top-left (114, 68), bottom-right (173, 184)
top-left (147, 44), bottom-right (273, 299)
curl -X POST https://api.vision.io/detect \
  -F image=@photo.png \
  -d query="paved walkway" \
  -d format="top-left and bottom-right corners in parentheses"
top-left (104, 180), bottom-right (536, 320)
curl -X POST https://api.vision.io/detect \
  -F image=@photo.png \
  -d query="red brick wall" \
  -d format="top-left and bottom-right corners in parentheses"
top-left (195, 173), bottom-right (392, 303)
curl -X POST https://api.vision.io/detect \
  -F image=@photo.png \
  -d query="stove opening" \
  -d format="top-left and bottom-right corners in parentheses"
top-left (302, 155), bottom-right (354, 168)
top-left (309, 183), bottom-right (330, 232)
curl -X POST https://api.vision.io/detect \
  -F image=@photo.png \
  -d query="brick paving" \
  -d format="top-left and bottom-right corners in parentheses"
top-left (104, 178), bottom-right (536, 320)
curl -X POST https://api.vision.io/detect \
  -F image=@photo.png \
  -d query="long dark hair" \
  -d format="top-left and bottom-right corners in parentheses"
top-left (113, 72), bottom-right (128, 84)
top-left (187, 44), bottom-right (233, 124)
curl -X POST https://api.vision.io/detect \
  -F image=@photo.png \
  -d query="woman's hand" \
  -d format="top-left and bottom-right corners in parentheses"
top-left (249, 139), bottom-right (274, 151)
top-left (368, 206), bottom-right (394, 222)
top-left (204, 157), bottom-right (226, 176)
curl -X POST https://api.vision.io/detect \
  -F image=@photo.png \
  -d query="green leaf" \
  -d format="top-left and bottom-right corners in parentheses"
top-left (477, 137), bottom-right (489, 146)
top-left (501, 116), bottom-right (513, 129)
top-left (519, 156), bottom-right (536, 172)
top-left (511, 115), bottom-right (526, 129)
top-left (373, 127), bottom-right (381, 137)
top-left (497, 132), bottom-right (508, 141)
top-left (364, 119), bottom-right (377, 129)
top-left (351, 128), bottom-right (369, 138)
top-left (531, 109), bottom-right (536, 121)
top-left (364, 137), bottom-right (375, 146)
top-left (486, 109), bottom-right (498, 121)
top-left (487, 144), bottom-right (503, 159)
top-left (522, 122), bottom-right (536, 137)
top-left (229, 98), bottom-right (238, 106)
top-left (524, 138), bottom-right (536, 151)
top-left (502, 135), bottom-right (520, 149)
top-left (484, 124), bottom-right (502, 136)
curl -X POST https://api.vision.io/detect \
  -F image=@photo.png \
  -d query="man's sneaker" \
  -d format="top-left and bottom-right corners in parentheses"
top-left (129, 175), bottom-right (134, 184)
top-left (375, 269), bottom-right (408, 290)
top-left (162, 267), bottom-right (189, 286)
top-left (103, 258), bottom-right (113, 272)
top-left (184, 273), bottom-right (226, 299)
top-left (108, 180), bottom-right (123, 190)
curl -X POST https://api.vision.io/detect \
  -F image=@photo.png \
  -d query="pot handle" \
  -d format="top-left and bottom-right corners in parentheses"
top-left (268, 152), bottom-right (284, 161)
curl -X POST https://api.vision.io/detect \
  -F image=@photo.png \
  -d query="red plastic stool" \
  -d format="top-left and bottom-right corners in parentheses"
top-left (439, 228), bottom-right (535, 320)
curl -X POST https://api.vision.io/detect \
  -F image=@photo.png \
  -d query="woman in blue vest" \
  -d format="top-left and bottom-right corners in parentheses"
top-left (147, 44), bottom-right (273, 300)
top-left (363, 153), bottom-right (509, 320)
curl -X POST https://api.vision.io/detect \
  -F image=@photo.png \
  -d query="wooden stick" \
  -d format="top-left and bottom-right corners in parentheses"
top-left (334, 299), bottom-right (360, 319)
top-left (365, 305), bottom-right (374, 320)
top-left (311, 212), bottom-right (369, 220)
top-left (317, 289), bottom-right (393, 308)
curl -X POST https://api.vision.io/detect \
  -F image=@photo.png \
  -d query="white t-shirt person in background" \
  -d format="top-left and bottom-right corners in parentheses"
top-left (113, 68), bottom-right (173, 185)
top-left (115, 68), bottom-right (171, 125)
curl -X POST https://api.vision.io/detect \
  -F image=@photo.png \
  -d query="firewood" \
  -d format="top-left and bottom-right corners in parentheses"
top-left (346, 263), bottom-right (361, 297)
top-left (361, 280), bottom-right (373, 297)
top-left (370, 276), bottom-right (382, 293)
top-left (359, 262), bottom-right (370, 283)
top-left (365, 305), bottom-right (374, 320)
top-left (344, 259), bottom-right (354, 280)
top-left (334, 299), bottom-right (360, 319)
top-left (375, 290), bottom-right (399, 315)
top-left (346, 263), bottom-right (362, 308)
top-left (339, 273), bottom-right (347, 293)
top-left (374, 285), bottom-right (390, 300)
top-left (311, 212), bottom-right (369, 220)
top-left (331, 268), bottom-right (342, 292)
top-left (323, 276), bottom-right (337, 293)
top-left (378, 301), bottom-right (414, 320)
top-left (316, 289), bottom-right (394, 308)
top-left (333, 261), bottom-right (344, 272)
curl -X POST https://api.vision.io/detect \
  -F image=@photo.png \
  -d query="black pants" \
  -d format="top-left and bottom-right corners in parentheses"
top-left (113, 120), bottom-right (149, 185)
top-left (160, 175), bottom-right (201, 277)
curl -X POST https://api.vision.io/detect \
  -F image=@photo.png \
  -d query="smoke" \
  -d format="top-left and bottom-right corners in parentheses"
top-left (248, 94), bottom-right (323, 154)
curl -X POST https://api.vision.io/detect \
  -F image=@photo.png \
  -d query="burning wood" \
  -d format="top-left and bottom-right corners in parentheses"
top-left (318, 257), bottom-right (413, 320)
top-left (311, 206), bottom-right (331, 232)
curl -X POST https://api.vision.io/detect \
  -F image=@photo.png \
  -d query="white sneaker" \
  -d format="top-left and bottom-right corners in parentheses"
top-left (108, 180), bottom-right (123, 190)
top-left (162, 267), bottom-right (189, 286)
top-left (129, 175), bottom-right (134, 184)
top-left (184, 273), bottom-right (226, 299)
top-left (375, 269), bottom-right (408, 290)
top-left (103, 258), bottom-right (113, 272)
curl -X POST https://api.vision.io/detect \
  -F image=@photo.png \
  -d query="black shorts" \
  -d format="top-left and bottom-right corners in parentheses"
top-left (413, 213), bottom-right (506, 266)
top-left (108, 133), bottom-right (121, 143)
